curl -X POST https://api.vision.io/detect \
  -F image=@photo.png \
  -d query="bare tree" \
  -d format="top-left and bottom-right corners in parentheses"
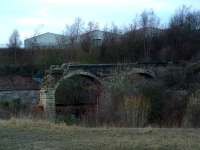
top-left (139, 10), bottom-right (160, 61)
top-left (121, 17), bottom-right (140, 61)
top-left (56, 31), bottom-right (69, 49)
top-left (87, 21), bottom-right (99, 31)
top-left (168, 5), bottom-right (200, 60)
top-left (65, 17), bottom-right (84, 47)
top-left (80, 21), bottom-right (99, 53)
top-left (100, 24), bottom-right (122, 62)
top-left (28, 25), bottom-right (44, 49)
top-left (7, 29), bottom-right (22, 64)
top-left (140, 10), bottom-right (159, 29)
top-left (7, 29), bottom-right (22, 49)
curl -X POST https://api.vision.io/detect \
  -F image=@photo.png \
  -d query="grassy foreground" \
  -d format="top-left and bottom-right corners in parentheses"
top-left (0, 119), bottom-right (200, 150)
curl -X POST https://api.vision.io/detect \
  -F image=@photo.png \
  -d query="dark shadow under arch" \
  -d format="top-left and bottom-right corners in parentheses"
top-left (127, 69), bottom-right (156, 80)
top-left (54, 71), bottom-right (103, 124)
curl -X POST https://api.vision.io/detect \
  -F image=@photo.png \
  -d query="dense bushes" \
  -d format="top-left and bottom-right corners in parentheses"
top-left (0, 98), bottom-right (27, 117)
top-left (98, 69), bottom-right (200, 127)
top-left (51, 69), bottom-right (200, 127)
top-left (99, 73), bottom-right (161, 127)
top-left (1, 6), bottom-right (200, 127)
top-left (139, 82), bottom-right (165, 126)
top-left (184, 90), bottom-right (200, 127)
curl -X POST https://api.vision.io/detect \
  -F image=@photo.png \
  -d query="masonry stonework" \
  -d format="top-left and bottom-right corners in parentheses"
top-left (40, 62), bottom-right (197, 121)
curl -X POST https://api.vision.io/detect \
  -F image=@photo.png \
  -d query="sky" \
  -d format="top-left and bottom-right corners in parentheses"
top-left (0, 0), bottom-right (200, 47)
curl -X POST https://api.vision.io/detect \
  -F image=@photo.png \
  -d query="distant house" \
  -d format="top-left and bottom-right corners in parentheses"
top-left (80, 30), bottom-right (112, 47)
top-left (24, 32), bottom-right (69, 49)
top-left (24, 30), bottom-right (117, 49)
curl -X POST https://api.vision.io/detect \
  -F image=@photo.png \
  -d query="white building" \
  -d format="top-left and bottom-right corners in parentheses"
top-left (24, 30), bottom-right (116, 49)
top-left (24, 32), bottom-right (69, 49)
top-left (80, 30), bottom-right (107, 47)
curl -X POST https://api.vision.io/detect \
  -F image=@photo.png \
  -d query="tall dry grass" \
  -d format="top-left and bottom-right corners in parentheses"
top-left (0, 117), bottom-right (69, 130)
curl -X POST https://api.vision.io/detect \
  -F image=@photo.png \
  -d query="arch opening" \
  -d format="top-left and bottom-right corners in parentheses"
top-left (137, 73), bottom-right (154, 79)
top-left (55, 73), bottom-right (102, 124)
top-left (126, 72), bottom-right (155, 84)
top-left (185, 63), bottom-right (200, 83)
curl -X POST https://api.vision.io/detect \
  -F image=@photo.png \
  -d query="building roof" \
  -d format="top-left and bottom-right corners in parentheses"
top-left (25, 32), bottom-right (65, 41)
top-left (80, 30), bottom-right (109, 37)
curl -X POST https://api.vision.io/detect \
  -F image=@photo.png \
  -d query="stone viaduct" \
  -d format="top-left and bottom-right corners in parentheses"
top-left (39, 62), bottom-right (193, 121)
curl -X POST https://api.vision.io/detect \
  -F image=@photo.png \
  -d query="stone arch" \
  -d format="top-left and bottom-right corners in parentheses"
top-left (127, 68), bottom-right (156, 79)
top-left (41, 70), bottom-right (103, 121)
top-left (54, 70), bottom-right (102, 90)
top-left (184, 62), bottom-right (200, 83)
top-left (185, 62), bottom-right (200, 75)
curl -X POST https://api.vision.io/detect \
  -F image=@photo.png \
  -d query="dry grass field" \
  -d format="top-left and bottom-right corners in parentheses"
top-left (0, 119), bottom-right (200, 150)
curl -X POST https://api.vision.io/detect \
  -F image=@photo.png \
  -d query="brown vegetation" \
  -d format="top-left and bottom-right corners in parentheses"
top-left (0, 6), bottom-right (200, 128)
top-left (1, 118), bottom-right (200, 150)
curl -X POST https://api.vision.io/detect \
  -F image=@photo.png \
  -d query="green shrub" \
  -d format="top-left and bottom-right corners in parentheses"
top-left (0, 98), bottom-right (26, 114)
top-left (103, 73), bottom-right (153, 127)
top-left (0, 101), bottom-right (10, 109)
top-left (139, 82), bottom-right (165, 126)
top-left (184, 91), bottom-right (200, 127)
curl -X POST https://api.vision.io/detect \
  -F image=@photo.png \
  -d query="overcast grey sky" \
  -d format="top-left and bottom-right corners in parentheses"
top-left (1, 0), bottom-right (200, 46)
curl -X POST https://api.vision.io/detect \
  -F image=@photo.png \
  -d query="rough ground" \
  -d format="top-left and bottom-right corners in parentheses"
top-left (0, 119), bottom-right (200, 150)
